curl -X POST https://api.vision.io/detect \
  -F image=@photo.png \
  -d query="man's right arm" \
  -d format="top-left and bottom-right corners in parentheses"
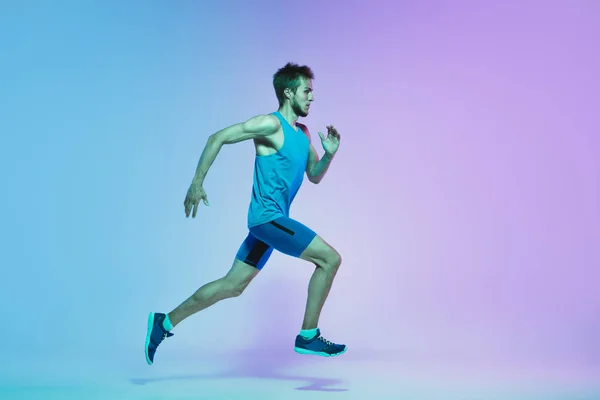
top-left (191, 114), bottom-right (280, 185)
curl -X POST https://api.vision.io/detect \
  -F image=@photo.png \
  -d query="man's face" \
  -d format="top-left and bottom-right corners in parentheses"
top-left (290, 78), bottom-right (313, 117)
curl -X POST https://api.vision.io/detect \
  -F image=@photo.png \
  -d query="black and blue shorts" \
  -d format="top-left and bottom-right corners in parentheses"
top-left (235, 216), bottom-right (317, 270)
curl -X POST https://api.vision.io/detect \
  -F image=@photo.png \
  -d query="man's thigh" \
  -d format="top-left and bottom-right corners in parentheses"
top-left (249, 216), bottom-right (318, 258)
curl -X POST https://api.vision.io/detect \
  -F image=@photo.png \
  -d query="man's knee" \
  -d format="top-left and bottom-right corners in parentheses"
top-left (300, 235), bottom-right (342, 272)
top-left (230, 284), bottom-right (246, 297)
top-left (323, 248), bottom-right (342, 273)
top-left (221, 277), bottom-right (249, 297)
top-left (223, 260), bottom-right (259, 297)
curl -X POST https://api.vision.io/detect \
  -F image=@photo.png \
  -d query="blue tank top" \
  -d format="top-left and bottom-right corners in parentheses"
top-left (247, 111), bottom-right (310, 228)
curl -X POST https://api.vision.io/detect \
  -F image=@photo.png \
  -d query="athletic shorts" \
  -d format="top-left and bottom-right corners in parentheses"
top-left (235, 216), bottom-right (317, 270)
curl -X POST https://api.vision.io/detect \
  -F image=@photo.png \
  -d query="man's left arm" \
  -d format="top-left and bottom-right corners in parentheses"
top-left (300, 124), bottom-right (341, 184)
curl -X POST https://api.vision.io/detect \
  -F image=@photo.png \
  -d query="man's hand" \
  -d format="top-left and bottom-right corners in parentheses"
top-left (317, 125), bottom-right (341, 155)
top-left (184, 182), bottom-right (209, 218)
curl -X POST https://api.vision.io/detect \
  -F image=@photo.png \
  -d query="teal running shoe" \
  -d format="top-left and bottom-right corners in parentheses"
top-left (145, 312), bottom-right (173, 365)
top-left (294, 329), bottom-right (346, 357)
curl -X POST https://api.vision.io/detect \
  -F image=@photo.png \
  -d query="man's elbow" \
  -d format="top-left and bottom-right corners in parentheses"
top-left (208, 132), bottom-right (228, 149)
top-left (208, 133), bottom-right (220, 145)
top-left (308, 174), bottom-right (321, 184)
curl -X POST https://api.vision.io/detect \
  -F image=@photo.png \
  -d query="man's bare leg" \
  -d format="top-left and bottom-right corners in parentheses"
top-left (168, 259), bottom-right (259, 328)
top-left (293, 234), bottom-right (345, 356)
top-left (300, 263), bottom-right (338, 329)
top-left (145, 259), bottom-right (258, 365)
top-left (298, 235), bottom-right (342, 330)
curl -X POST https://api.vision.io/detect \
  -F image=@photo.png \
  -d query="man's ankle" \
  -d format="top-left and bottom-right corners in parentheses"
top-left (300, 327), bottom-right (318, 339)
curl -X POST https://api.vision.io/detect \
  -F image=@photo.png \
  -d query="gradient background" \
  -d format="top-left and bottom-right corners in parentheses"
top-left (2, 0), bottom-right (599, 378)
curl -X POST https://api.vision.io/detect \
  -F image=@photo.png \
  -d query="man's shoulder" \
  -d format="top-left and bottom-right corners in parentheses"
top-left (265, 113), bottom-right (284, 132)
top-left (245, 113), bottom-right (281, 135)
top-left (258, 113), bottom-right (281, 127)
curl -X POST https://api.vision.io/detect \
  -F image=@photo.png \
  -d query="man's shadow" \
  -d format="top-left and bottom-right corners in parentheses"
top-left (131, 265), bottom-right (348, 392)
top-left (130, 349), bottom-right (348, 392)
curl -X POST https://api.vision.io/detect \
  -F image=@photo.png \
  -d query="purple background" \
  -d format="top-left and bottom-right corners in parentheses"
top-left (2, 0), bottom-right (598, 371)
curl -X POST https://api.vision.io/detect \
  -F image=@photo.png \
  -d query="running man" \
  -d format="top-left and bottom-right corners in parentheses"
top-left (145, 62), bottom-right (346, 364)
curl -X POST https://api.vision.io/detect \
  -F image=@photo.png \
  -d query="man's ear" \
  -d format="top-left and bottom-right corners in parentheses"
top-left (284, 87), bottom-right (293, 100)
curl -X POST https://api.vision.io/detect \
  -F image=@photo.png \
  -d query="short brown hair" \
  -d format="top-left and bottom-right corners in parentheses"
top-left (273, 62), bottom-right (315, 107)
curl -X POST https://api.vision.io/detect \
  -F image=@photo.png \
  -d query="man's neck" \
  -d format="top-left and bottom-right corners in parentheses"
top-left (278, 105), bottom-right (299, 128)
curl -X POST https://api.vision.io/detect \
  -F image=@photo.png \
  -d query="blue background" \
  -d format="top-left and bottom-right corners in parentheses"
top-left (2, 0), bottom-right (599, 381)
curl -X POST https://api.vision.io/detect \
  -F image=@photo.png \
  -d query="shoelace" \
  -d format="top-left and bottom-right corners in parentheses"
top-left (318, 336), bottom-right (334, 346)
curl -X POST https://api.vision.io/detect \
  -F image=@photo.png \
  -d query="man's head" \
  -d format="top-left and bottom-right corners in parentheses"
top-left (273, 62), bottom-right (314, 117)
